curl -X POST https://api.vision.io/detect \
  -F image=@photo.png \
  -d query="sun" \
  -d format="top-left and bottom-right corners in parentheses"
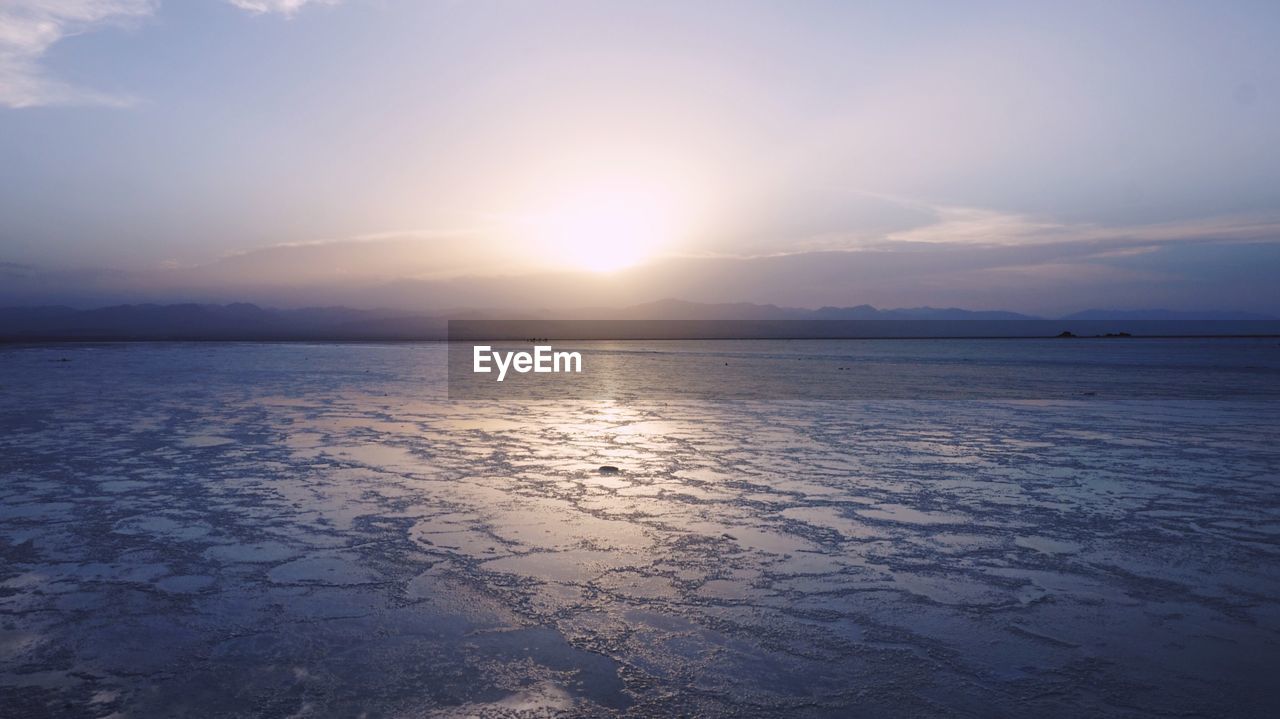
top-left (525, 182), bottom-right (679, 273)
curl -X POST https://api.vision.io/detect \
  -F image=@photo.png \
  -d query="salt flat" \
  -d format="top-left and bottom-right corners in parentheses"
top-left (1, 343), bottom-right (1277, 717)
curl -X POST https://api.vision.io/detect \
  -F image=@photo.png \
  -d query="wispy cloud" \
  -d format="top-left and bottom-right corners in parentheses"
top-left (882, 206), bottom-right (1280, 250)
top-left (0, 0), bottom-right (340, 109)
top-left (0, 0), bottom-right (156, 108)
top-left (225, 0), bottom-right (338, 17)
top-left (798, 190), bottom-right (1280, 255)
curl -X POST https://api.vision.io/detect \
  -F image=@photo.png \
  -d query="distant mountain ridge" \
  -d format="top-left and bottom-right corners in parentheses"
top-left (1060, 308), bottom-right (1277, 321)
top-left (579, 299), bottom-right (1039, 321)
top-left (0, 300), bottom-right (1275, 341)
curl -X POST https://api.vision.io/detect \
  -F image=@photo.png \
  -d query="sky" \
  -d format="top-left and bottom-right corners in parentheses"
top-left (1, 0), bottom-right (1278, 314)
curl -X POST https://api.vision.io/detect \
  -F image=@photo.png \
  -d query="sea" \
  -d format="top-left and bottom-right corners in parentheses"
top-left (1, 340), bottom-right (1277, 717)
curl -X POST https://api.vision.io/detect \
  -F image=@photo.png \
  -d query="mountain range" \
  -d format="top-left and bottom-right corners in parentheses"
top-left (0, 300), bottom-right (1275, 341)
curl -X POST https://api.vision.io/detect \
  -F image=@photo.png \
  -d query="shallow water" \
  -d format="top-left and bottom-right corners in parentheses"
top-left (1, 343), bottom-right (1278, 717)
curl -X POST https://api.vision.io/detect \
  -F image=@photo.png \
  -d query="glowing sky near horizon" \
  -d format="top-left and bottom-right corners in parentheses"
top-left (0, 0), bottom-right (1278, 310)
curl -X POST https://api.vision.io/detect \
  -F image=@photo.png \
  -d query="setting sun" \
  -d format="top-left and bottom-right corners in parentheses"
top-left (523, 182), bottom-right (682, 273)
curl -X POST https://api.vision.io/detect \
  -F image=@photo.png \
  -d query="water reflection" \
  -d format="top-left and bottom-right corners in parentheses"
top-left (0, 344), bottom-right (1277, 716)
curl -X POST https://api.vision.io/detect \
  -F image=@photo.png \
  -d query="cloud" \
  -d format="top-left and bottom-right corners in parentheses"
top-left (4, 225), bottom-right (1278, 314)
top-left (0, 0), bottom-right (156, 108)
top-left (878, 207), bottom-right (1280, 256)
top-left (0, 260), bottom-right (35, 277)
top-left (798, 191), bottom-right (1280, 255)
top-left (0, 0), bottom-right (339, 109)
top-left (225, 0), bottom-right (338, 16)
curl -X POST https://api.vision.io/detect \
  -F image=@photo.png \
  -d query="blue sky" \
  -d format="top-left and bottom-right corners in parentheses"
top-left (1, 0), bottom-right (1278, 313)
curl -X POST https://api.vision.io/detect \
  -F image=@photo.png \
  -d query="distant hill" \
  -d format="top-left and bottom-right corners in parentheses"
top-left (0, 301), bottom-right (1274, 341)
top-left (1061, 309), bottom-right (1278, 321)
top-left (563, 299), bottom-right (1039, 321)
top-left (0, 303), bottom-right (444, 341)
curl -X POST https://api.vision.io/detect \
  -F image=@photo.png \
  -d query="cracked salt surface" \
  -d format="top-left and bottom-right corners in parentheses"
top-left (1, 342), bottom-right (1278, 717)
